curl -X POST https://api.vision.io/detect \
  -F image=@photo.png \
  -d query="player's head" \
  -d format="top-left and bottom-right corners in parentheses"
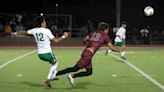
top-left (35, 16), bottom-right (48, 28)
top-left (87, 20), bottom-right (95, 33)
top-left (121, 21), bottom-right (127, 28)
top-left (98, 22), bottom-right (110, 33)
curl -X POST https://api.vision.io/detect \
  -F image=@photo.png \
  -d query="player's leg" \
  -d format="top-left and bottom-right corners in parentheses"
top-left (47, 52), bottom-right (58, 80)
top-left (120, 44), bottom-right (126, 59)
top-left (115, 45), bottom-right (123, 55)
top-left (71, 57), bottom-right (92, 78)
top-left (55, 65), bottom-right (80, 87)
top-left (44, 61), bottom-right (58, 87)
top-left (67, 55), bottom-right (93, 87)
top-left (67, 68), bottom-right (92, 87)
top-left (38, 52), bottom-right (58, 88)
top-left (72, 68), bottom-right (92, 78)
top-left (56, 65), bottom-right (80, 76)
top-left (115, 42), bottom-right (126, 59)
top-left (119, 41), bottom-right (126, 59)
top-left (56, 52), bottom-right (91, 76)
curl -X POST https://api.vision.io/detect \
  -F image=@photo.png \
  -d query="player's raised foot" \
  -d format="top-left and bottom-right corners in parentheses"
top-left (120, 56), bottom-right (127, 60)
top-left (44, 80), bottom-right (51, 88)
top-left (67, 74), bottom-right (75, 87)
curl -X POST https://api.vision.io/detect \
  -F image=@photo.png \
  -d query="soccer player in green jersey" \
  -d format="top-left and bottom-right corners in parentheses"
top-left (114, 21), bottom-right (127, 59)
top-left (12, 16), bottom-right (68, 88)
top-left (106, 21), bottom-right (127, 60)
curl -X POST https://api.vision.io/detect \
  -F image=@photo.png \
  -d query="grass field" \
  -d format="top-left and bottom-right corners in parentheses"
top-left (0, 47), bottom-right (164, 92)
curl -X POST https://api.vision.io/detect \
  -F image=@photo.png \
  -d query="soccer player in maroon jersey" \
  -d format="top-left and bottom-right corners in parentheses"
top-left (54, 22), bottom-right (120, 87)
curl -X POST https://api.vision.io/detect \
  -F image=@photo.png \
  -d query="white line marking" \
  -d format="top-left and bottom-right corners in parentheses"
top-left (0, 50), bottom-right (36, 69)
top-left (17, 74), bottom-right (23, 77)
top-left (112, 74), bottom-right (118, 77)
top-left (108, 53), bottom-right (164, 90)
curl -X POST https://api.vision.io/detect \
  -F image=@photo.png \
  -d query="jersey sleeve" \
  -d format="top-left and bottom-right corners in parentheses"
top-left (122, 30), bottom-right (126, 39)
top-left (27, 29), bottom-right (34, 35)
top-left (88, 31), bottom-right (93, 38)
top-left (123, 29), bottom-right (126, 39)
top-left (116, 29), bottom-right (121, 36)
top-left (104, 33), bottom-right (111, 43)
top-left (47, 29), bottom-right (54, 40)
top-left (116, 28), bottom-right (126, 40)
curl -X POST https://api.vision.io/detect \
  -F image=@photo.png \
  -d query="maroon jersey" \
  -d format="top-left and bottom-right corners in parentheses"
top-left (76, 30), bottom-right (111, 69)
top-left (85, 30), bottom-right (111, 54)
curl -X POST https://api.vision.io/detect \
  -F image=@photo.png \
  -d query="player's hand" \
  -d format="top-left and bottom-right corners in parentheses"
top-left (105, 49), bottom-right (112, 55)
top-left (63, 32), bottom-right (69, 38)
top-left (11, 32), bottom-right (16, 34)
top-left (11, 32), bottom-right (17, 36)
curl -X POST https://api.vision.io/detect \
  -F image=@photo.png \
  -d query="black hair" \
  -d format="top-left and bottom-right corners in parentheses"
top-left (35, 16), bottom-right (49, 27)
top-left (98, 22), bottom-right (110, 31)
top-left (121, 21), bottom-right (127, 25)
top-left (87, 20), bottom-right (95, 33)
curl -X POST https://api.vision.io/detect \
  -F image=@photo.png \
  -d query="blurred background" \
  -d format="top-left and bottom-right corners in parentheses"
top-left (0, 0), bottom-right (164, 46)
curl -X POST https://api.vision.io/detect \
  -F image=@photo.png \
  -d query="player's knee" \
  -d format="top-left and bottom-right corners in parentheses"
top-left (71, 66), bottom-right (80, 72)
top-left (51, 62), bottom-right (56, 65)
top-left (50, 59), bottom-right (57, 65)
top-left (88, 71), bottom-right (92, 75)
top-left (86, 69), bottom-right (92, 76)
top-left (87, 71), bottom-right (92, 76)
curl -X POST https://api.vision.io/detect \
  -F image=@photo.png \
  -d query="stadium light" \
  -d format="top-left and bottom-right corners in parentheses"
top-left (55, 4), bottom-right (58, 24)
top-left (116, 0), bottom-right (121, 27)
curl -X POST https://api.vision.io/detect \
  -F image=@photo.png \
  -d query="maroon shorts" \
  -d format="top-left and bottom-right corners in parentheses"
top-left (76, 50), bottom-right (94, 69)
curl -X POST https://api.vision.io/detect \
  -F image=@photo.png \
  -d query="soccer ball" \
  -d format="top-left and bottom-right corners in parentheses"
top-left (144, 6), bottom-right (154, 16)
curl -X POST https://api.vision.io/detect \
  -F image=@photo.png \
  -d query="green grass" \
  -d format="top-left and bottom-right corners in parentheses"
top-left (0, 48), bottom-right (164, 92)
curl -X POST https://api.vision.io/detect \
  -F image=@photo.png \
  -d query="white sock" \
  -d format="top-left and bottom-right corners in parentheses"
top-left (121, 51), bottom-right (125, 57)
top-left (47, 62), bottom-right (58, 80)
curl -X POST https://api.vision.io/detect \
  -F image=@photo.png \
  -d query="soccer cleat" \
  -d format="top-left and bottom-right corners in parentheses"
top-left (67, 74), bottom-right (75, 87)
top-left (120, 56), bottom-right (127, 60)
top-left (44, 80), bottom-right (51, 88)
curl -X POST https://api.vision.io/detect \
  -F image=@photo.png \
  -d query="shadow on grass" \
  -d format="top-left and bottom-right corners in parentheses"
top-left (0, 81), bottom-right (44, 89)
top-left (114, 59), bottom-right (125, 63)
top-left (54, 81), bottom-right (111, 90)
top-left (21, 81), bottom-right (93, 89)
top-left (73, 81), bottom-right (92, 89)
top-left (51, 81), bottom-right (92, 90)
top-left (1, 81), bottom-right (111, 90)
top-left (21, 81), bottom-right (44, 87)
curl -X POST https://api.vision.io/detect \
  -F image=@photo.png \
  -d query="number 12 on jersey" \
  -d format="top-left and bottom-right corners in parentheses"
top-left (36, 33), bottom-right (44, 41)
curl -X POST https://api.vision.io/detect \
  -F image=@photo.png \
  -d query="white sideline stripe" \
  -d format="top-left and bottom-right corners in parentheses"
top-left (0, 50), bottom-right (36, 69)
top-left (108, 53), bottom-right (164, 90)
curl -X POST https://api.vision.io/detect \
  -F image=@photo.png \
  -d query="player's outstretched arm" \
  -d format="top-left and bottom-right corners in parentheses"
top-left (83, 35), bottom-right (90, 44)
top-left (52, 32), bottom-right (68, 43)
top-left (107, 42), bottom-right (120, 52)
top-left (11, 31), bottom-right (28, 35)
top-left (83, 35), bottom-right (89, 42)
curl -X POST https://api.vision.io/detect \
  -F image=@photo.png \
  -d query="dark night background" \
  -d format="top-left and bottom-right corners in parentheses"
top-left (0, 0), bottom-right (163, 27)
top-left (0, 0), bottom-right (164, 44)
